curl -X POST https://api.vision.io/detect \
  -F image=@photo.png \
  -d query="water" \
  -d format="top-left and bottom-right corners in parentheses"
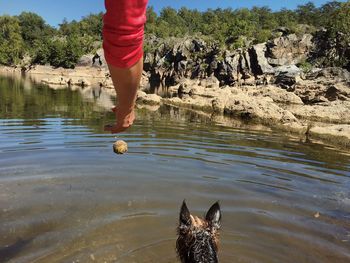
top-left (0, 75), bottom-right (349, 263)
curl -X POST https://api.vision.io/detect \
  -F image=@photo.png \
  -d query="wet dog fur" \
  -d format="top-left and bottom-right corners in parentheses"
top-left (176, 201), bottom-right (221, 263)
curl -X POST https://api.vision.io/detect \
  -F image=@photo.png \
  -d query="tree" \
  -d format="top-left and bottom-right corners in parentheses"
top-left (63, 35), bottom-right (85, 68)
top-left (17, 12), bottom-right (55, 48)
top-left (296, 2), bottom-right (320, 25)
top-left (0, 16), bottom-right (24, 65)
top-left (145, 6), bottom-right (158, 35)
top-left (274, 8), bottom-right (298, 30)
top-left (79, 13), bottom-right (103, 40)
top-left (311, 1), bottom-right (350, 69)
top-left (327, 1), bottom-right (350, 34)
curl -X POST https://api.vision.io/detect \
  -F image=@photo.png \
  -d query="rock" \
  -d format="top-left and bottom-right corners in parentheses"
top-left (77, 54), bottom-right (94, 67)
top-left (292, 79), bottom-right (350, 104)
top-left (178, 83), bottom-right (191, 94)
top-left (167, 85), bottom-right (179, 95)
top-left (100, 78), bottom-right (114, 89)
top-left (325, 86), bottom-right (340, 101)
top-left (163, 96), bottom-right (213, 112)
top-left (224, 92), bottom-right (298, 124)
top-left (284, 101), bottom-right (350, 123)
top-left (77, 49), bottom-right (106, 69)
top-left (139, 71), bottom-right (150, 91)
top-left (310, 29), bottom-right (350, 69)
top-left (113, 140), bottom-right (128, 154)
top-left (142, 34), bottom-right (321, 88)
top-left (136, 91), bottom-right (162, 105)
top-left (224, 52), bottom-right (240, 80)
top-left (273, 27), bottom-right (291, 37)
top-left (274, 65), bottom-right (302, 76)
top-left (247, 86), bottom-right (304, 104)
top-left (267, 34), bottom-right (314, 66)
top-left (136, 104), bottom-right (160, 112)
top-left (41, 77), bottom-right (69, 85)
top-left (274, 65), bottom-right (302, 88)
top-left (199, 76), bottom-right (220, 89)
top-left (71, 78), bottom-right (91, 87)
top-left (309, 124), bottom-right (350, 146)
top-left (305, 67), bottom-right (350, 81)
top-left (249, 43), bottom-right (275, 75)
top-left (95, 48), bottom-right (107, 68)
top-left (242, 76), bottom-right (256, 86)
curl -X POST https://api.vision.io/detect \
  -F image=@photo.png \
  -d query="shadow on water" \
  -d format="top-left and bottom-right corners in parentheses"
top-left (0, 238), bottom-right (33, 263)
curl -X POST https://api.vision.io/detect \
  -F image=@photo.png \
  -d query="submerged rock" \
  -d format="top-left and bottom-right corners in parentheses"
top-left (71, 78), bottom-right (91, 87)
top-left (41, 77), bottom-right (69, 85)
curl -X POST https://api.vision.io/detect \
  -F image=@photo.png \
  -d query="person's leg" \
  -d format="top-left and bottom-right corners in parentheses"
top-left (104, 58), bottom-right (143, 133)
top-left (103, 0), bottom-right (148, 133)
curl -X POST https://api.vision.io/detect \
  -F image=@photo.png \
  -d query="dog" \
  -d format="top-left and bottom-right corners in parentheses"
top-left (176, 201), bottom-right (221, 263)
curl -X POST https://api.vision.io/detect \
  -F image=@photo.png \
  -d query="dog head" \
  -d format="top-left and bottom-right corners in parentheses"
top-left (176, 201), bottom-right (221, 263)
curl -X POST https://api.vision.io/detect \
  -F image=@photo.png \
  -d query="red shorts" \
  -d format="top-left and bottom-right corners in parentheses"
top-left (103, 0), bottom-right (148, 68)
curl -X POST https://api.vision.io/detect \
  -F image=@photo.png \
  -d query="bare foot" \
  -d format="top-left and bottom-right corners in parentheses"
top-left (104, 106), bottom-right (135, 133)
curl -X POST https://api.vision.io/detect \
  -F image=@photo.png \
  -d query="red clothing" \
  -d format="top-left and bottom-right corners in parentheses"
top-left (103, 0), bottom-right (148, 68)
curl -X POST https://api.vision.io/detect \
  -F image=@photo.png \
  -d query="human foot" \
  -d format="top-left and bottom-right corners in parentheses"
top-left (104, 106), bottom-right (135, 133)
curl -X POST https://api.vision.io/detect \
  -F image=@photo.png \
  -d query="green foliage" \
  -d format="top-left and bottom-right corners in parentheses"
top-left (312, 1), bottom-right (350, 69)
top-left (326, 1), bottom-right (350, 35)
top-left (298, 60), bottom-right (313, 73)
top-left (17, 12), bottom-right (55, 49)
top-left (296, 2), bottom-right (319, 25)
top-left (0, 1), bottom-right (349, 68)
top-left (47, 36), bottom-right (87, 68)
top-left (144, 2), bottom-right (347, 49)
top-left (59, 13), bottom-right (103, 40)
top-left (0, 16), bottom-right (24, 65)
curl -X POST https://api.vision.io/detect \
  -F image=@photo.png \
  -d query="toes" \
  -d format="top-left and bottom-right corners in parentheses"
top-left (104, 123), bottom-right (130, 134)
top-left (104, 124), bottom-right (114, 132)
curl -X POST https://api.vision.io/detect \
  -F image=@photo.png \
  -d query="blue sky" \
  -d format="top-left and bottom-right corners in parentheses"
top-left (0, 0), bottom-right (345, 27)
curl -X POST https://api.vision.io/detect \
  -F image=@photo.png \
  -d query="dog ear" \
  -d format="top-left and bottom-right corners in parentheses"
top-left (179, 200), bottom-right (191, 226)
top-left (205, 202), bottom-right (221, 229)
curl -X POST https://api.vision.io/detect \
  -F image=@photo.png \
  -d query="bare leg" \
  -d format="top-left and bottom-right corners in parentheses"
top-left (104, 57), bottom-right (143, 133)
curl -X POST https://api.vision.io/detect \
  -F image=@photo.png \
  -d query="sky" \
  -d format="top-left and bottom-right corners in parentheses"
top-left (0, 0), bottom-right (345, 27)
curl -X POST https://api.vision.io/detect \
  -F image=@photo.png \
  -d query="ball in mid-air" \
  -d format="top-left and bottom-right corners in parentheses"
top-left (113, 140), bottom-right (128, 154)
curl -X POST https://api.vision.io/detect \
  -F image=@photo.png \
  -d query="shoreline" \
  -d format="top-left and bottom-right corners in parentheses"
top-left (0, 65), bottom-right (349, 150)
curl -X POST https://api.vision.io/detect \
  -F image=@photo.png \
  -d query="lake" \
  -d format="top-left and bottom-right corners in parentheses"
top-left (0, 75), bottom-right (349, 263)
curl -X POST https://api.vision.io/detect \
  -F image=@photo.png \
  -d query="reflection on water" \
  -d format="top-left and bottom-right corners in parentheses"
top-left (0, 75), bottom-right (350, 263)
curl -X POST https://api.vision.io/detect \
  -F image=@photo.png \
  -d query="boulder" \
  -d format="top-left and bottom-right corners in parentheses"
top-left (274, 65), bottom-right (303, 88)
top-left (305, 67), bottom-right (350, 81)
top-left (77, 54), bottom-right (94, 67)
top-left (178, 83), bottom-right (192, 94)
top-left (249, 43), bottom-right (275, 75)
top-left (267, 34), bottom-right (314, 66)
top-left (224, 52), bottom-right (240, 80)
top-left (293, 82), bottom-right (350, 104)
top-left (137, 91), bottom-right (162, 105)
top-left (224, 92), bottom-right (298, 124)
top-left (95, 48), bottom-right (107, 68)
top-left (199, 76), bottom-right (220, 89)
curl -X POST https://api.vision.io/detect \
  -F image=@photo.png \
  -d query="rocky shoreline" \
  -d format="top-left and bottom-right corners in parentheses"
top-left (1, 31), bottom-right (349, 149)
